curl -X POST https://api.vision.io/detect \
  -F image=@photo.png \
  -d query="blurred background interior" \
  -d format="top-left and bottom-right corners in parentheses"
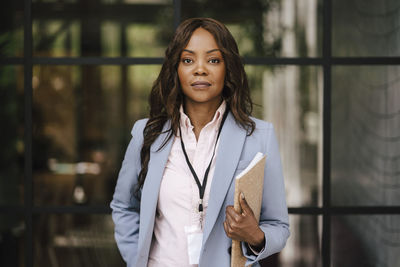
top-left (0, 0), bottom-right (399, 266)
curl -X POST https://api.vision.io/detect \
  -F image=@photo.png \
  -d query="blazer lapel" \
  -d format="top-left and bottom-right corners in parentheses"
top-left (137, 121), bottom-right (174, 264)
top-left (141, 121), bottom-right (173, 217)
top-left (202, 113), bottom-right (247, 244)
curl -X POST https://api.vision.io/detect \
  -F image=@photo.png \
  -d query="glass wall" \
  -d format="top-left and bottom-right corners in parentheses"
top-left (1, 0), bottom-right (399, 266)
top-left (32, 65), bottom-right (160, 206)
top-left (0, 1), bottom-right (24, 57)
top-left (32, 0), bottom-right (173, 57)
top-left (331, 215), bottom-right (400, 267)
top-left (331, 66), bottom-right (400, 206)
top-left (0, 66), bottom-right (24, 205)
top-left (182, 0), bottom-right (322, 57)
top-left (332, 0), bottom-right (400, 57)
top-left (33, 214), bottom-right (123, 267)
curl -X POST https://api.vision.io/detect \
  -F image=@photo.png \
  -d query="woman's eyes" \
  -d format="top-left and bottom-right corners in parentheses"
top-left (181, 58), bottom-right (221, 64)
top-left (182, 58), bottom-right (193, 64)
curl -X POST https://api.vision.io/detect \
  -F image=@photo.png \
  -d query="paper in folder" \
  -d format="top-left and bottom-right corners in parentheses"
top-left (231, 152), bottom-right (266, 267)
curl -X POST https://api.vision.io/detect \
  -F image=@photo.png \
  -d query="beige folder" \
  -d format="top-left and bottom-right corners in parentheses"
top-left (231, 153), bottom-right (266, 267)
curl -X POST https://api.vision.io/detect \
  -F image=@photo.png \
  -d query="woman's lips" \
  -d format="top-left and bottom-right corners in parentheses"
top-left (191, 81), bottom-right (211, 89)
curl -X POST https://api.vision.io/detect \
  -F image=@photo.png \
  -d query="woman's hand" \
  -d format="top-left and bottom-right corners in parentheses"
top-left (223, 193), bottom-right (265, 249)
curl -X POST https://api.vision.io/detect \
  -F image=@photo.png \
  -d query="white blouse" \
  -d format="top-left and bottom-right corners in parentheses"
top-left (148, 102), bottom-right (226, 267)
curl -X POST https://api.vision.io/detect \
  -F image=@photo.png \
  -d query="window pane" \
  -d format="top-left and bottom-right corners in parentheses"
top-left (32, 1), bottom-right (173, 57)
top-left (0, 66), bottom-right (24, 205)
top-left (127, 65), bottom-right (160, 120)
top-left (245, 65), bottom-right (323, 207)
top-left (34, 214), bottom-right (123, 267)
top-left (0, 1), bottom-right (24, 57)
top-left (333, 0), bottom-right (400, 57)
top-left (273, 215), bottom-right (322, 267)
top-left (331, 66), bottom-right (400, 206)
top-left (32, 65), bottom-right (159, 205)
top-left (182, 0), bottom-right (322, 57)
top-left (0, 214), bottom-right (25, 267)
top-left (332, 215), bottom-right (400, 267)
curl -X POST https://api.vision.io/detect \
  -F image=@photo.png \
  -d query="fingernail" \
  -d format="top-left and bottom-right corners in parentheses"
top-left (241, 192), bottom-right (244, 199)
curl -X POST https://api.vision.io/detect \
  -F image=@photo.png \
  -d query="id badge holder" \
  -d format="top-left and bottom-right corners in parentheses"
top-left (184, 225), bottom-right (203, 265)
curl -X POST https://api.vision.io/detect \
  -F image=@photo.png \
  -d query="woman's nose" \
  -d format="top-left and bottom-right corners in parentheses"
top-left (194, 60), bottom-right (208, 75)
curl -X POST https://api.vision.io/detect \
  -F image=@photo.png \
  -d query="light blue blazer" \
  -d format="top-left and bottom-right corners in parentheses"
top-left (110, 112), bottom-right (289, 267)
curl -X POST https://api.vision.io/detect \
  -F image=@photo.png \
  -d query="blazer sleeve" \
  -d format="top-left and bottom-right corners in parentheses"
top-left (241, 124), bottom-right (290, 265)
top-left (110, 119), bottom-right (147, 266)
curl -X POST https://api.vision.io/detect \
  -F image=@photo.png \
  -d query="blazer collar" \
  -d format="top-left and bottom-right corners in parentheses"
top-left (202, 112), bottom-right (247, 244)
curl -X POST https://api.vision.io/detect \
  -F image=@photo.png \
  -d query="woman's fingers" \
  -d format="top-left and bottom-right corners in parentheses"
top-left (239, 192), bottom-right (254, 216)
top-left (225, 205), bottom-right (242, 222)
top-left (224, 194), bottom-right (264, 245)
top-left (223, 220), bottom-right (229, 235)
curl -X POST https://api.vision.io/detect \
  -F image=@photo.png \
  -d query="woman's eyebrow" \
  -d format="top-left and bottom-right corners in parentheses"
top-left (182, 48), bottom-right (221, 54)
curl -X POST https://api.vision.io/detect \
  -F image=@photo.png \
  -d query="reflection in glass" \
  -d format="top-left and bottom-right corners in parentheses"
top-left (34, 214), bottom-right (123, 267)
top-left (245, 65), bottom-right (323, 207)
top-left (101, 21), bottom-right (120, 57)
top-left (0, 66), bottom-right (24, 205)
top-left (32, 1), bottom-right (173, 57)
top-left (0, 1), bottom-right (24, 57)
top-left (126, 24), bottom-right (169, 57)
top-left (32, 65), bottom-right (120, 206)
top-left (32, 65), bottom-right (160, 205)
top-left (182, 0), bottom-right (322, 57)
top-left (127, 65), bottom-right (160, 121)
top-left (333, 0), bottom-right (400, 57)
top-left (332, 66), bottom-right (400, 206)
top-left (0, 214), bottom-right (25, 267)
top-left (32, 19), bottom-right (81, 57)
top-left (332, 215), bottom-right (400, 267)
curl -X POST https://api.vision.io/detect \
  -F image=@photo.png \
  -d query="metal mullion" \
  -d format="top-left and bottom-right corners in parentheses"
top-left (173, 0), bottom-right (181, 30)
top-left (244, 57), bottom-right (323, 65)
top-left (288, 207), bottom-right (323, 215)
top-left (322, 62), bottom-right (331, 267)
top-left (29, 57), bottom-right (325, 66)
top-left (322, 0), bottom-right (332, 266)
top-left (32, 206), bottom-right (111, 214)
top-left (24, 205), bottom-right (400, 215)
top-left (330, 206), bottom-right (400, 215)
top-left (0, 206), bottom-right (26, 213)
top-left (23, 0), bottom-right (33, 266)
top-left (332, 57), bottom-right (400, 65)
top-left (32, 57), bottom-right (164, 65)
top-left (121, 22), bottom-right (129, 150)
top-left (288, 206), bottom-right (400, 215)
top-left (26, 57), bottom-right (400, 66)
top-left (0, 58), bottom-right (24, 65)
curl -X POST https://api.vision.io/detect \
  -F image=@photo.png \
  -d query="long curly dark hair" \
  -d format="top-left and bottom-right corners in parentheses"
top-left (134, 17), bottom-right (255, 198)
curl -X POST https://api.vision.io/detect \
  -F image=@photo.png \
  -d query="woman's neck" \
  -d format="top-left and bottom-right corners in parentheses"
top-left (184, 99), bottom-right (222, 140)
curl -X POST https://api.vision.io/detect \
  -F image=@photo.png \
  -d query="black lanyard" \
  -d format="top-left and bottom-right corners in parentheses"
top-left (178, 108), bottom-right (229, 213)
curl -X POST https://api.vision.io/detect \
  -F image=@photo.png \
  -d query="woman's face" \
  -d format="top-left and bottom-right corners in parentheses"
top-left (178, 27), bottom-right (226, 108)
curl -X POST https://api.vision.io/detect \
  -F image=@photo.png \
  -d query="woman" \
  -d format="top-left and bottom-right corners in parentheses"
top-left (111, 18), bottom-right (289, 267)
